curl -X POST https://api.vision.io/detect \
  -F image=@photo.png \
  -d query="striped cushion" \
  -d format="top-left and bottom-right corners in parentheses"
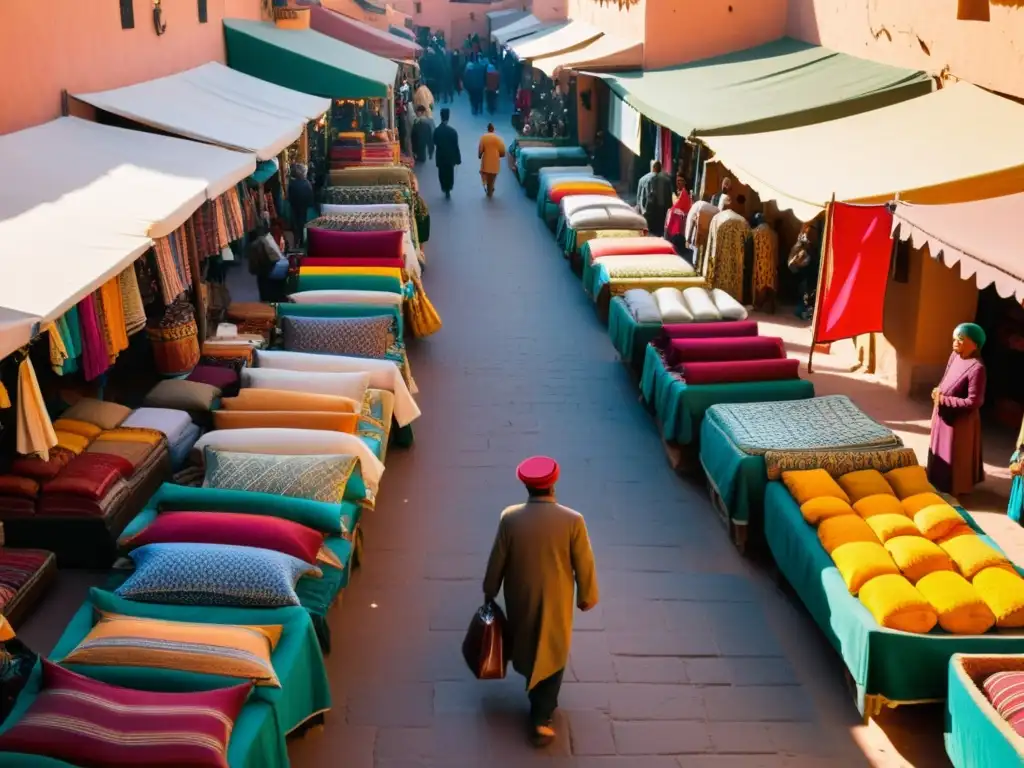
top-left (983, 670), bottom-right (1024, 737)
top-left (62, 612), bottom-right (282, 687)
top-left (0, 660), bottom-right (250, 766)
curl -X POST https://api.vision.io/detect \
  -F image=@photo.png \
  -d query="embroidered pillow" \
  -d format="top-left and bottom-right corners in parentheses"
top-left (203, 449), bottom-right (357, 504)
top-left (116, 542), bottom-right (320, 608)
top-left (282, 315), bottom-right (392, 359)
top-left (62, 611), bottom-right (282, 687)
top-left (0, 660), bottom-right (250, 767)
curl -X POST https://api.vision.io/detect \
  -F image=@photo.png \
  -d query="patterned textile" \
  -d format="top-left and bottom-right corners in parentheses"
top-left (134, 255), bottom-right (160, 307)
top-left (62, 612), bottom-right (282, 687)
top-left (0, 660), bottom-right (249, 766)
top-left (602, 257), bottom-right (697, 279)
top-left (707, 395), bottom-right (902, 456)
top-left (192, 200), bottom-right (220, 258)
top-left (204, 450), bottom-right (357, 505)
top-left (984, 671), bottom-right (1024, 737)
top-left (146, 300), bottom-right (200, 376)
top-left (0, 630), bottom-right (37, 727)
top-left (323, 184), bottom-right (410, 208)
top-left (43, 454), bottom-right (132, 500)
top-left (307, 211), bottom-right (409, 233)
top-left (118, 542), bottom-right (320, 608)
top-left (0, 549), bottom-right (52, 614)
top-left (751, 223), bottom-right (779, 295)
top-left (118, 266), bottom-right (147, 336)
top-left (198, 354), bottom-right (249, 374)
top-left (704, 210), bottom-right (750, 301)
top-left (764, 447), bottom-right (919, 481)
top-left (282, 315), bottom-right (392, 359)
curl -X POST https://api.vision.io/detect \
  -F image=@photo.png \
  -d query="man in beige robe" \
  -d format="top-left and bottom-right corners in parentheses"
top-left (483, 456), bottom-right (599, 746)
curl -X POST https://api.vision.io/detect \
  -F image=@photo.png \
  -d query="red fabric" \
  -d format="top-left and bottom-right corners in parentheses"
top-left (661, 320), bottom-right (759, 340)
top-left (0, 476), bottom-right (40, 499)
top-left (43, 454), bottom-right (132, 500)
top-left (680, 358), bottom-right (801, 385)
top-left (37, 495), bottom-right (114, 518)
top-left (664, 189), bottom-right (693, 238)
top-left (11, 449), bottom-right (74, 481)
top-left (0, 496), bottom-right (37, 518)
top-left (300, 256), bottom-right (405, 269)
top-left (517, 456), bottom-right (559, 489)
top-left (983, 671), bottom-right (1024, 738)
top-left (306, 229), bottom-right (404, 261)
top-left (515, 89), bottom-right (532, 113)
top-left (814, 203), bottom-right (894, 345)
top-left (666, 336), bottom-right (784, 366)
top-left (585, 237), bottom-right (676, 261)
top-left (0, 660), bottom-right (250, 768)
top-left (549, 185), bottom-right (614, 205)
top-left (125, 511), bottom-right (324, 565)
top-left (186, 365), bottom-right (240, 394)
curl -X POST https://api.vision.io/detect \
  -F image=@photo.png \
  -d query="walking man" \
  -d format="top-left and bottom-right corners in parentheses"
top-left (635, 160), bottom-right (674, 237)
top-left (483, 457), bottom-right (599, 747)
top-left (432, 108), bottom-right (461, 200)
top-left (411, 105), bottom-right (435, 164)
top-left (477, 123), bottom-right (506, 198)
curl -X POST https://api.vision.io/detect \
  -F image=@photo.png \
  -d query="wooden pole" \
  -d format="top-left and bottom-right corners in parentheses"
top-left (807, 194), bottom-right (836, 374)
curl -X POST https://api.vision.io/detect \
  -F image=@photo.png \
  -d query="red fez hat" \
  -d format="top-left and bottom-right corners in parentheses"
top-left (517, 456), bottom-right (559, 489)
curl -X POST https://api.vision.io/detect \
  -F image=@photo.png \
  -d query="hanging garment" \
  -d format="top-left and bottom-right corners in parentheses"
top-left (43, 323), bottom-right (68, 374)
top-left (59, 307), bottom-right (81, 376)
top-left (685, 201), bottom-right (719, 272)
top-left (750, 222), bottom-right (779, 304)
top-left (99, 277), bottom-right (129, 363)
top-left (119, 265), bottom-right (147, 336)
top-left (0, 382), bottom-right (10, 409)
top-left (153, 237), bottom-right (186, 303)
top-left (16, 357), bottom-right (57, 462)
top-left (704, 210), bottom-right (750, 302)
top-left (78, 293), bottom-right (110, 381)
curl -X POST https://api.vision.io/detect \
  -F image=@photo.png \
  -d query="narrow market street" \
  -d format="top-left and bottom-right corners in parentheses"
top-left (287, 99), bottom-right (883, 768)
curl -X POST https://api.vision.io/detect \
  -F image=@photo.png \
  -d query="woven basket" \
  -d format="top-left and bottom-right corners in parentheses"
top-left (147, 316), bottom-right (199, 377)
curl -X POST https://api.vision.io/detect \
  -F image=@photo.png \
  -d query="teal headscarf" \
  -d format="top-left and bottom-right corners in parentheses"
top-left (954, 322), bottom-right (987, 349)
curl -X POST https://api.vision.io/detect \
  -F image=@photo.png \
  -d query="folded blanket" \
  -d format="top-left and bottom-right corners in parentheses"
top-left (916, 571), bottom-right (995, 634)
top-left (186, 366), bottom-right (240, 396)
top-left (858, 573), bottom-right (937, 633)
top-left (10, 449), bottom-right (74, 481)
top-left (122, 408), bottom-right (193, 444)
top-left (220, 388), bottom-right (359, 413)
top-left (679, 358), bottom-right (800, 385)
top-left (212, 410), bottom-right (358, 433)
top-left (661, 320), bottom-right (758, 339)
top-left (87, 440), bottom-right (157, 470)
top-left (55, 431), bottom-right (91, 455)
top-left (94, 427), bottom-right (164, 446)
top-left (666, 336), bottom-right (784, 366)
top-left (0, 476), bottom-right (40, 499)
top-left (0, 495), bottom-right (38, 518)
top-left (52, 418), bottom-right (103, 440)
top-left (550, 185), bottom-right (615, 206)
top-left (43, 453), bottom-right (133, 500)
top-left (288, 289), bottom-right (404, 307)
top-left (307, 229), bottom-right (404, 261)
top-left (300, 257), bottom-right (405, 270)
top-left (38, 481), bottom-right (130, 518)
top-left (585, 237), bottom-right (676, 261)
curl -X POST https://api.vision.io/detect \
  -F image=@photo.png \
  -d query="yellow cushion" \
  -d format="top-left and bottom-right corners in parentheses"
top-left (52, 418), bottom-right (103, 440)
top-left (817, 515), bottom-right (879, 555)
top-left (913, 503), bottom-right (965, 541)
top-left (915, 571), bottom-right (995, 635)
top-left (55, 431), bottom-right (90, 455)
top-left (858, 574), bottom-right (937, 634)
top-left (939, 535), bottom-right (1013, 580)
top-left (853, 494), bottom-right (907, 520)
top-left (800, 496), bottom-right (856, 525)
top-left (782, 469), bottom-right (850, 506)
top-left (212, 410), bottom-right (358, 433)
top-left (884, 465), bottom-right (934, 500)
top-left (832, 541), bottom-right (899, 595)
top-left (973, 567), bottom-right (1024, 628)
top-left (865, 514), bottom-right (920, 543)
top-left (836, 469), bottom-right (894, 504)
top-left (884, 536), bottom-right (955, 583)
top-left (938, 524), bottom-right (976, 543)
top-left (219, 389), bottom-right (359, 413)
top-left (901, 492), bottom-right (948, 516)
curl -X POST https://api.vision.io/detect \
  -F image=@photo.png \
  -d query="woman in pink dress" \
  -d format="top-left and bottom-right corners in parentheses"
top-left (927, 322), bottom-right (987, 496)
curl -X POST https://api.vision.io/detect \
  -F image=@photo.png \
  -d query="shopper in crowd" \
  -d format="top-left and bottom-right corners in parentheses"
top-left (928, 323), bottom-right (987, 496)
top-left (414, 80), bottom-right (435, 119)
top-left (0, 615), bottom-right (36, 727)
top-left (247, 221), bottom-right (287, 302)
top-left (483, 457), bottom-right (598, 748)
top-left (477, 123), bottom-right (506, 198)
top-left (485, 59), bottom-right (500, 115)
top-left (1008, 418), bottom-right (1024, 523)
top-left (464, 57), bottom-right (486, 115)
top-left (286, 163), bottom-right (314, 248)
top-left (433, 107), bottom-right (462, 200)
top-left (663, 175), bottom-right (693, 256)
top-left (710, 176), bottom-right (733, 208)
top-left (703, 195), bottom-right (750, 301)
top-left (411, 105), bottom-right (435, 164)
top-left (635, 160), bottom-right (674, 237)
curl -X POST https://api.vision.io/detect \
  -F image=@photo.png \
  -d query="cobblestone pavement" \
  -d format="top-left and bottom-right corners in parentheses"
top-left (288, 99), bottom-right (875, 768)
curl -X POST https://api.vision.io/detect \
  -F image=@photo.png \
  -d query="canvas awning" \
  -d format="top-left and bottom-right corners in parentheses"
top-left (892, 195), bottom-right (1024, 303)
top-left (487, 9), bottom-right (529, 29)
top-left (389, 25), bottom-right (415, 42)
top-left (71, 62), bottom-right (329, 162)
top-left (534, 34), bottom-right (643, 77)
top-left (0, 117), bottom-right (255, 358)
top-left (589, 37), bottom-right (932, 139)
top-left (508, 21), bottom-right (602, 61)
top-left (223, 19), bottom-right (398, 100)
top-left (309, 5), bottom-right (421, 60)
top-left (492, 15), bottom-right (544, 44)
top-left (704, 83), bottom-right (1024, 221)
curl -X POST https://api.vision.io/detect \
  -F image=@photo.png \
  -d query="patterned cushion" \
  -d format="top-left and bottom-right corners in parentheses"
top-left (282, 315), bottom-right (392, 359)
top-left (122, 511), bottom-right (324, 566)
top-left (62, 612), bottom-right (283, 687)
top-left (203, 449), bottom-right (356, 504)
top-left (764, 447), bottom-right (919, 481)
top-left (0, 660), bottom-right (250, 767)
top-left (61, 398), bottom-right (131, 430)
top-left (0, 549), bottom-right (53, 614)
top-left (116, 542), bottom-right (320, 608)
top-left (984, 670), bottom-right (1024, 737)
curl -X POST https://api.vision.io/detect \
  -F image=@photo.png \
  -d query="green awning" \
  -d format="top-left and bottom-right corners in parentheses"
top-left (590, 37), bottom-right (933, 138)
top-left (223, 19), bottom-right (398, 100)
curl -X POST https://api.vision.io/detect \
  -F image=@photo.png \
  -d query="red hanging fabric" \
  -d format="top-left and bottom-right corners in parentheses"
top-left (814, 203), bottom-right (894, 345)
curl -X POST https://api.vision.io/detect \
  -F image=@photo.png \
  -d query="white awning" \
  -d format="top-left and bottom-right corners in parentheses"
top-left (0, 117), bottom-right (255, 359)
top-left (72, 62), bottom-right (329, 161)
top-left (534, 34), bottom-right (643, 77)
top-left (509, 21), bottom-right (602, 61)
top-left (493, 15), bottom-right (544, 44)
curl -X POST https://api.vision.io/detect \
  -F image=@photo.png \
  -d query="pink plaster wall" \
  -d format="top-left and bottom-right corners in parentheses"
top-left (565, 0), bottom-right (644, 42)
top-left (406, 0), bottom-right (526, 39)
top-left (0, 0), bottom-right (263, 135)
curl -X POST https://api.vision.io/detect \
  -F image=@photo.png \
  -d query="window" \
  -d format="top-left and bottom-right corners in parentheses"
top-left (198, 0), bottom-right (208, 23)
top-left (414, 1), bottom-right (422, 12)
top-left (119, 0), bottom-right (135, 29)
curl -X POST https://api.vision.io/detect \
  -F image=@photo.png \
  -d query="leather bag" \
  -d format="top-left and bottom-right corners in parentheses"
top-left (462, 601), bottom-right (507, 680)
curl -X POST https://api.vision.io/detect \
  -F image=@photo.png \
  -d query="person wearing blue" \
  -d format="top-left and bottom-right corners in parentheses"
top-left (1009, 418), bottom-right (1024, 524)
top-left (464, 56), bottom-right (486, 115)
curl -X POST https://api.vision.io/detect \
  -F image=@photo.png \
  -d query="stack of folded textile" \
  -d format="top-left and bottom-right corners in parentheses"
top-left (121, 409), bottom-right (201, 470)
top-left (38, 453), bottom-right (132, 518)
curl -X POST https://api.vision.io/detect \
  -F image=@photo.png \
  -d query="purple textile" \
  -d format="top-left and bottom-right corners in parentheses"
top-left (665, 336), bottom-right (784, 366)
top-left (680, 358), bottom-right (800, 385)
top-left (78, 294), bottom-right (109, 382)
top-left (660, 320), bottom-right (759, 340)
top-left (187, 365), bottom-right (240, 396)
top-left (927, 352), bottom-right (986, 495)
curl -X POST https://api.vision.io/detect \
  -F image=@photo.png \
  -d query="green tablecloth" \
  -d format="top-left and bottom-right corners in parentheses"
top-left (608, 297), bottom-right (662, 372)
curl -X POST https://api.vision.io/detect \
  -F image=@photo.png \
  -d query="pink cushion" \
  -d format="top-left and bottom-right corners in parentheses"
top-left (680, 358), bottom-right (801, 385)
top-left (186, 365), bottom-right (239, 394)
top-left (306, 229), bottom-right (403, 260)
top-left (585, 237), bottom-right (676, 260)
top-left (123, 511), bottom-right (324, 565)
top-left (666, 336), bottom-right (784, 366)
top-left (0, 660), bottom-right (250, 767)
top-left (661, 320), bottom-right (759, 339)
top-left (983, 671), bottom-right (1024, 739)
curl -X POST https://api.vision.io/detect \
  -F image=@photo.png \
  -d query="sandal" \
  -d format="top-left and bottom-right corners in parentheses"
top-left (530, 721), bottom-right (555, 747)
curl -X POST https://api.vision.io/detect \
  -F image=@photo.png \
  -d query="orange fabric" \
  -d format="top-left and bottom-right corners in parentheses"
top-left (212, 410), bottom-right (358, 433)
top-left (549, 184), bottom-right (615, 205)
top-left (220, 389), bottom-right (359, 413)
